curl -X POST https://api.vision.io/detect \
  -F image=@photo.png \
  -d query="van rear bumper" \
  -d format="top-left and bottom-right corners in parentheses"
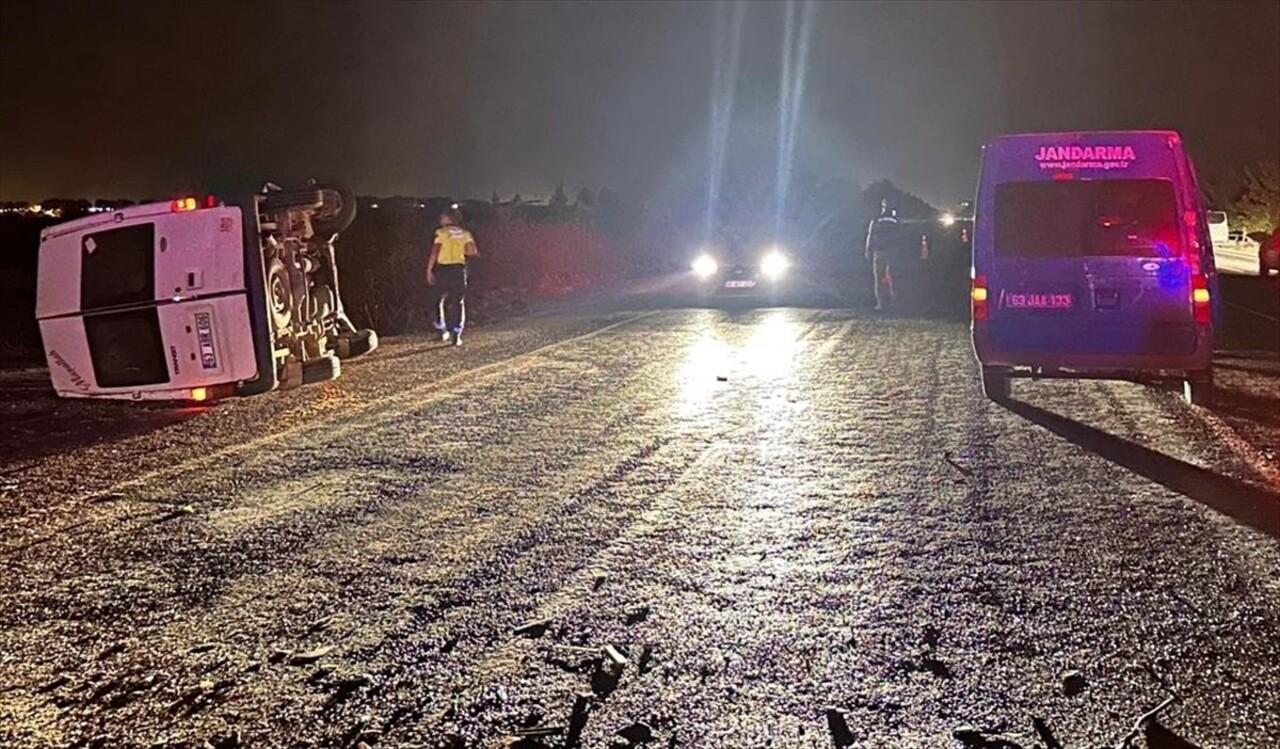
top-left (973, 324), bottom-right (1214, 376)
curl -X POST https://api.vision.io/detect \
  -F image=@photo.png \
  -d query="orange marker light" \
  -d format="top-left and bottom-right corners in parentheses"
top-left (171, 197), bottom-right (198, 212)
top-left (190, 387), bottom-right (209, 402)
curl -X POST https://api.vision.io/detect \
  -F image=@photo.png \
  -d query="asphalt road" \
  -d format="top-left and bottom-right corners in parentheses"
top-left (1, 294), bottom-right (1279, 749)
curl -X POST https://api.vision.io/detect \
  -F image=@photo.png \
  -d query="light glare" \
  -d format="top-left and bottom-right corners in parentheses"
top-left (761, 249), bottom-right (790, 279)
top-left (693, 254), bottom-right (719, 278)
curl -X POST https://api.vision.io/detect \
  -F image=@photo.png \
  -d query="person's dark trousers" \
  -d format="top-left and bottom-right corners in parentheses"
top-left (434, 264), bottom-right (467, 333)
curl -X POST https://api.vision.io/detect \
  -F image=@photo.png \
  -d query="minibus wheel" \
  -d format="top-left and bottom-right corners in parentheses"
top-left (1183, 374), bottom-right (1215, 407)
top-left (267, 259), bottom-right (293, 330)
top-left (312, 182), bottom-right (357, 236)
top-left (981, 368), bottom-right (1011, 401)
top-left (261, 188), bottom-right (323, 213)
top-left (301, 355), bottom-right (341, 385)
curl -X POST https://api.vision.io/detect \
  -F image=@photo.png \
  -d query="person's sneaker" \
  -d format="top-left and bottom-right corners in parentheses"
top-left (440, 330), bottom-right (452, 342)
top-left (452, 331), bottom-right (463, 347)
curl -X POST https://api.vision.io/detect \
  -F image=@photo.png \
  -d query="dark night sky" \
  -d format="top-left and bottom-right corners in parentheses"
top-left (1, 0), bottom-right (1277, 208)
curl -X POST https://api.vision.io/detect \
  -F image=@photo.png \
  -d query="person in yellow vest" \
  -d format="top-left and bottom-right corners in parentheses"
top-left (426, 204), bottom-right (480, 346)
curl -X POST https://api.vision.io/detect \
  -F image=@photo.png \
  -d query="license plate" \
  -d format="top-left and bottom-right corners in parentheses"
top-left (724, 280), bottom-right (756, 289)
top-left (194, 312), bottom-right (219, 369)
top-left (1003, 291), bottom-right (1073, 310)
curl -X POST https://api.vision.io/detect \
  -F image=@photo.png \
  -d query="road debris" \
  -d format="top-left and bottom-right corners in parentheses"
top-left (564, 692), bottom-right (593, 748)
top-left (922, 624), bottom-right (941, 651)
top-left (920, 653), bottom-right (953, 679)
top-left (604, 644), bottom-right (629, 669)
top-left (289, 646), bottom-right (334, 665)
top-left (943, 450), bottom-right (974, 477)
top-left (617, 720), bottom-right (654, 744)
top-left (511, 725), bottom-right (565, 738)
top-left (1061, 669), bottom-right (1087, 696)
top-left (637, 644), bottom-right (654, 674)
top-left (546, 645), bottom-right (598, 674)
top-left (625, 605), bottom-right (651, 625)
top-left (593, 645), bottom-right (628, 696)
top-left (1032, 717), bottom-right (1064, 749)
top-left (210, 727), bottom-right (242, 749)
top-left (514, 619), bottom-right (552, 639)
top-left (1110, 694), bottom-right (1180, 749)
top-left (825, 708), bottom-right (855, 748)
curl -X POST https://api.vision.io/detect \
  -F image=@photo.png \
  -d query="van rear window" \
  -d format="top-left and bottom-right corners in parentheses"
top-left (994, 180), bottom-right (1181, 258)
top-left (84, 308), bottom-right (170, 388)
top-left (80, 224), bottom-right (156, 310)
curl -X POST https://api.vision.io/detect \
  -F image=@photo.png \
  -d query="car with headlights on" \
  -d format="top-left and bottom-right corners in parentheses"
top-left (691, 245), bottom-right (793, 302)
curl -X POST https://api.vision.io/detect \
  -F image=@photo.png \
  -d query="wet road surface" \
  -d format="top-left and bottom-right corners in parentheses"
top-left (1, 302), bottom-right (1279, 749)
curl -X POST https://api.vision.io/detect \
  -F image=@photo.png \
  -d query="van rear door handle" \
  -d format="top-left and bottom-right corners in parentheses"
top-left (1094, 289), bottom-right (1120, 310)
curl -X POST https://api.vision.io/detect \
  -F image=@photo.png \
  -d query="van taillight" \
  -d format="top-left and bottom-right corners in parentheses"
top-left (1191, 274), bottom-right (1211, 324)
top-left (171, 197), bottom-right (198, 212)
top-left (972, 275), bottom-right (989, 321)
top-left (204, 194), bottom-right (218, 208)
top-left (189, 384), bottom-right (233, 403)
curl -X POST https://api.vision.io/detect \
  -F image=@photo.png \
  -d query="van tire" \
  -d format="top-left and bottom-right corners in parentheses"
top-left (261, 188), bottom-right (323, 213)
top-left (1183, 374), bottom-right (1214, 407)
top-left (267, 259), bottom-right (293, 330)
top-left (982, 369), bottom-right (1012, 401)
top-left (335, 329), bottom-right (378, 360)
top-left (301, 355), bottom-right (341, 385)
top-left (312, 182), bottom-right (357, 236)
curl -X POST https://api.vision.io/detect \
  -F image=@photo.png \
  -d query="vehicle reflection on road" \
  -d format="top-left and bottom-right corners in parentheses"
top-left (675, 329), bottom-right (733, 420)
top-left (674, 309), bottom-right (808, 424)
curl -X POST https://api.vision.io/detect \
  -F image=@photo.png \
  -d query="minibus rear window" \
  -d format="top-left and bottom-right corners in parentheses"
top-left (84, 308), bottom-right (170, 388)
top-left (81, 224), bottom-right (156, 310)
top-left (994, 180), bottom-right (1181, 258)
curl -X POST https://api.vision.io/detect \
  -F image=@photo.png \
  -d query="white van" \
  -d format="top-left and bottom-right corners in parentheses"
top-left (35, 184), bottom-right (377, 401)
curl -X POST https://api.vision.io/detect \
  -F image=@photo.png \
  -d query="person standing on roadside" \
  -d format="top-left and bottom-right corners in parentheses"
top-left (864, 198), bottom-right (901, 311)
top-left (426, 204), bottom-right (479, 346)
